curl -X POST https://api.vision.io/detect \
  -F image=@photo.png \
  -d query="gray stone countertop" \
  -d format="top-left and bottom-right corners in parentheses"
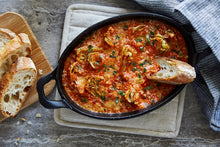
top-left (0, 0), bottom-right (220, 146)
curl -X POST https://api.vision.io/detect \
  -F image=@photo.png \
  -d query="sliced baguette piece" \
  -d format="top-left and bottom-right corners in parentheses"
top-left (0, 33), bottom-right (31, 79)
top-left (0, 28), bottom-right (16, 51)
top-left (147, 57), bottom-right (196, 85)
top-left (0, 57), bottom-right (37, 117)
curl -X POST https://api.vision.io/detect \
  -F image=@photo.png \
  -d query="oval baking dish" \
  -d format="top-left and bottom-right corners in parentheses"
top-left (37, 12), bottom-right (212, 119)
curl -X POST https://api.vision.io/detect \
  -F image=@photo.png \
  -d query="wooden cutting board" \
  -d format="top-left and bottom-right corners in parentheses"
top-left (0, 12), bottom-right (55, 121)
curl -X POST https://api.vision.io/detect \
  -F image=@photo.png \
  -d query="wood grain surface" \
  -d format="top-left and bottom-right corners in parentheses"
top-left (0, 12), bottom-right (55, 121)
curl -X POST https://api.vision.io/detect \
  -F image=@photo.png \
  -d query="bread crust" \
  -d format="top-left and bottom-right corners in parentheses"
top-left (147, 57), bottom-right (196, 85)
top-left (0, 33), bottom-right (32, 80)
top-left (0, 57), bottom-right (37, 117)
top-left (0, 28), bottom-right (16, 39)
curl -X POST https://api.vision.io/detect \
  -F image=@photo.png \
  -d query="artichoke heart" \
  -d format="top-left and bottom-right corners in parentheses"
top-left (88, 52), bottom-right (104, 69)
top-left (133, 25), bottom-right (146, 33)
top-left (154, 33), bottom-right (170, 52)
top-left (86, 76), bottom-right (104, 96)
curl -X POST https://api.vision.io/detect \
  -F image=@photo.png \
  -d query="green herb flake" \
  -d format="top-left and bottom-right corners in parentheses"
top-left (143, 87), bottom-right (146, 92)
top-left (156, 83), bottom-right (161, 87)
top-left (124, 25), bottom-right (128, 30)
top-left (97, 60), bottom-right (100, 65)
top-left (110, 55), bottom-right (116, 58)
top-left (155, 25), bottom-right (159, 29)
top-left (143, 96), bottom-right (146, 99)
top-left (151, 39), bottom-right (155, 45)
top-left (179, 52), bottom-right (183, 56)
top-left (111, 86), bottom-right (114, 91)
top-left (148, 60), bottom-right (152, 65)
top-left (113, 70), bottom-right (117, 75)
top-left (78, 65), bottom-right (82, 70)
top-left (172, 49), bottom-right (180, 54)
top-left (132, 67), bottom-right (137, 72)
top-left (100, 95), bottom-right (105, 101)
top-left (140, 46), bottom-right (144, 52)
top-left (136, 39), bottom-right (142, 42)
top-left (151, 100), bottom-right (155, 103)
top-left (88, 45), bottom-right (93, 52)
top-left (116, 97), bottom-right (119, 103)
top-left (115, 34), bottom-right (120, 39)
top-left (150, 31), bottom-right (155, 35)
top-left (118, 90), bottom-right (125, 97)
top-left (99, 55), bottom-right (103, 59)
top-left (133, 62), bottom-right (137, 66)
top-left (147, 37), bottom-right (151, 44)
top-left (143, 68), bottom-right (146, 73)
top-left (139, 60), bottom-right (147, 66)
top-left (81, 97), bottom-right (87, 103)
top-left (110, 51), bottom-right (116, 58)
top-left (147, 86), bottom-right (151, 90)
top-left (138, 73), bottom-right (141, 78)
top-left (110, 65), bottom-right (115, 69)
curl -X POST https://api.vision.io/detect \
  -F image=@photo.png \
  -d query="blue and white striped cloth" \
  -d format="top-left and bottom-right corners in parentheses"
top-left (135, 0), bottom-right (220, 131)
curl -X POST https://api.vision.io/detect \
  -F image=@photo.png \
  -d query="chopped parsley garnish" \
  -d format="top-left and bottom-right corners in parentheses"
top-left (132, 67), bottom-right (137, 72)
top-left (139, 60), bottom-right (147, 66)
top-left (143, 96), bottom-right (146, 99)
top-left (109, 65), bottom-right (115, 69)
top-left (124, 25), bottom-right (128, 30)
top-left (81, 97), bottom-right (87, 103)
top-left (172, 49), bottom-right (180, 54)
top-left (110, 51), bottom-right (116, 58)
top-left (97, 60), bottom-right (100, 65)
top-left (136, 39), bottom-right (142, 42)
top-left (133, 62), bottom-right (137, 66)
top-left (88, 45), bottom-right (93, 52)
top-left (179, 52), bottom-right (183, 56)
top-left (113, 70), bottom-right (117, 75)
top-left (151, 39), bottom-right (155, 45)
top-left (115, 34), bottom-right (120, 39)
top-left (148, 60), bottom-right (152, 65)
top-left (147, 86), bottom-right (151, 90)
top-left (78, 65), bottom-right (82, 70)
top-left (99, 55), bottom-right (103, 59)
top-left (101, 95), bottom-right (105, 101)
top-left (118, 90), bottom-right (125, 97)
top-left (150, 31), bottom-right (155, 35)
top-left (147, 37), bottom-right (151, 44)
top-left (116, 97), bottom-right (119, 103)
top-left (155, 25), bottom-right (159, 29)
top-left (143, 68), bottom-right (146, 73)
top-left (111, 86), bottom-right (115, 91)
top-left (143, 87), bottom-right (146, 92)
top-left (151, 100), bottom-right (155, 103)
top-left (138, 73), bottom-right (141, 78)
top-left (140, 46), bottom-right (144, 52)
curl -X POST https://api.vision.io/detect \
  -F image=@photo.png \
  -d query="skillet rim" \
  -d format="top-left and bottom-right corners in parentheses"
top-left (55, 12), bottom-right (194, 120)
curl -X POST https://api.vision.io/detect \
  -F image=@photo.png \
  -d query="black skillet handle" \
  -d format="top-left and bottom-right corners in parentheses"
top-left (37, 68), bottom-right (68, 109)
top-left (182, 23), bottom-right (213, 65)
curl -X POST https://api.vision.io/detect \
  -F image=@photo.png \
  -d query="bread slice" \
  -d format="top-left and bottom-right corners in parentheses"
top-left (0, 28), bottom-right (16, 51)
top-left (147, 57), bottom-right (196, 85)
top-left (0, 33), bottom-right (31, 79)
top-left (0, 57), bottom-right (37, 117)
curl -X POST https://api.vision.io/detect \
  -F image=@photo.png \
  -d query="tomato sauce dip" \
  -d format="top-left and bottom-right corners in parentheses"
top-left (62, 19), bottom-right (188, 113)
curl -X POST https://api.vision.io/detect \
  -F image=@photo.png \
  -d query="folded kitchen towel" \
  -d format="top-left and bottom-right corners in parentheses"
top-left (135, 0), bottom-right (220, 131)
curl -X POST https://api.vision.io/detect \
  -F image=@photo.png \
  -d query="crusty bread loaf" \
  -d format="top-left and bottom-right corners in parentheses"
top-left (0, 28), bottom-right (16, 51)
top-left (0, 57), bottom-right (37, 117)
top-left (147, 57), bottom-right (196, 85)
top-left (0, 33), bottom-right (31, 80)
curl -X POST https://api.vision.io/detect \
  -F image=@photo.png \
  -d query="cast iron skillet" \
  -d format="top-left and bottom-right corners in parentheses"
top-left (37, 12), bottom-right (212, 120)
